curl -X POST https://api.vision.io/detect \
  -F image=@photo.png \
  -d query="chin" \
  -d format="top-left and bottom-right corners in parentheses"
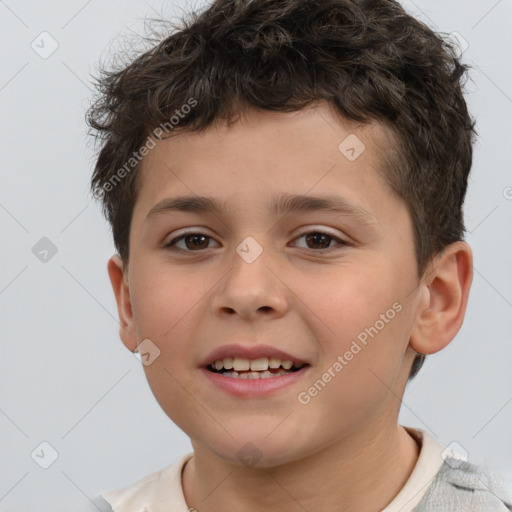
top-left (192, 424), bottom-right (316, 469)
top-left (211, 441), bottom-right (305, 469)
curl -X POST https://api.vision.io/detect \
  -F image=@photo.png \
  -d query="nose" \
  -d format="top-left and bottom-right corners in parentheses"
top-left (210, 245), bottom-right (289, 322)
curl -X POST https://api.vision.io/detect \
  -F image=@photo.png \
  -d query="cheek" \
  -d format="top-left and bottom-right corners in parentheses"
top-left (130, 265), bottom-right (202, 340)
top-left (296, 262), bottom-right (398, 342)
top-left (300, 264), bottom-right (407, 385)
top-left (131, 269), bottom-right (203, 430)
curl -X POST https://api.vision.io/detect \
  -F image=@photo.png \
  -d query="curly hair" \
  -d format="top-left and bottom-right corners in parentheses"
top-left (87, 0), bottom-right (477, 381)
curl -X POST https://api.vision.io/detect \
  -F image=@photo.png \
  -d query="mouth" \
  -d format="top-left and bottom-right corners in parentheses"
top-left (206, 356), bottom-right (308, 380)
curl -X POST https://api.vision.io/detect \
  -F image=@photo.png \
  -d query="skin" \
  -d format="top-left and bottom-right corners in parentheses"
top-left (108, 101), bottom-right (473, 511)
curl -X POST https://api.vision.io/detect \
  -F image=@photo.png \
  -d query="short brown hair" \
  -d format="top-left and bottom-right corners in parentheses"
top-left (87, 0), bottom-right (477, 380)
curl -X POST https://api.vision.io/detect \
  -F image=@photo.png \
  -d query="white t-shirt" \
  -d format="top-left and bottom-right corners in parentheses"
top-left (99, 426), bottom-right (448, 511)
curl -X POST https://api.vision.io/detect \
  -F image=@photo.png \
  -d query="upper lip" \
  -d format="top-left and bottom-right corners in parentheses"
top-left (200, 344), bottom-right (308, 367)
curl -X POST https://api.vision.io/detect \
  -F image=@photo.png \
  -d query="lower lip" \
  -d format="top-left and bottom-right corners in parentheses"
top-left (200, 366), bottom-right (310, 397)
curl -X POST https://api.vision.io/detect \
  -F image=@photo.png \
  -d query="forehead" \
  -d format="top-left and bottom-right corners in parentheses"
top-left (158, 102), bottom-right (392, 162)
top-left (133, 102), bottom-right (397, 221)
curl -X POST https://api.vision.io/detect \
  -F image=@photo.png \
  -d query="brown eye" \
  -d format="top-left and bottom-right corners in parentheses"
top-left (292, 231), bottom-right (347, 251)
top-left (182, 234), bottom-right (210, 250)
top-left (166, 233), bottom-right (218, 252)
top-left (304, 232), bottom-right (333, 249)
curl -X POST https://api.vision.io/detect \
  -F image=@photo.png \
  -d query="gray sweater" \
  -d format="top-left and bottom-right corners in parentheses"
top-left (414, 457), bottom-right (512, 511)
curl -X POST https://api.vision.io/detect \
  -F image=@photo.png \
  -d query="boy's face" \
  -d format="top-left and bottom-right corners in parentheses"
top-left (113, 102), bottom-right (428, 466)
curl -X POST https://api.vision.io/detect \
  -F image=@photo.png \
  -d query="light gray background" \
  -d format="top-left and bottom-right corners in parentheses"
top-left (1, 0), bottom-right (511, 510)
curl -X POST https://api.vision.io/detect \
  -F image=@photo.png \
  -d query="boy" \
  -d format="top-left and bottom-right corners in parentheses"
top-left (88, 0), bottom-right (511, 510)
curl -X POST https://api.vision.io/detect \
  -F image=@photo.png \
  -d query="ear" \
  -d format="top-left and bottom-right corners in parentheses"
top-left (409, 241), bottom-right (473, 355)
top-left (107, 254), bottom-right (139, 353)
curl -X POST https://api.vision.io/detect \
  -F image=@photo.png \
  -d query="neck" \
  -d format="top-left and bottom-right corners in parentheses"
top-left (182, 422), bottom-right (420, 512)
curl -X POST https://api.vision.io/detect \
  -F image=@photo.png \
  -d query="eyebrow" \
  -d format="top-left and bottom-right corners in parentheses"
top-left (145, 194), bottom-right (377, 225)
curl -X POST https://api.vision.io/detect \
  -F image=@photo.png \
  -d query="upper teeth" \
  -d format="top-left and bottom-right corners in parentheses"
top-left (212, 357), bottom-right (300, 372)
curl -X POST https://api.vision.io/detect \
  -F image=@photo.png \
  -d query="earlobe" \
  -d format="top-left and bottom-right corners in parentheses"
top-left (107, 255), bottom-right (139, 352)
top-left (409, 241), bottom-right (473, 355)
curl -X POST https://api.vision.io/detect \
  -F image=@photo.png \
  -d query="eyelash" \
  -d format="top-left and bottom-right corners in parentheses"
top-left (164, 230), bottom-right (349, 253)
